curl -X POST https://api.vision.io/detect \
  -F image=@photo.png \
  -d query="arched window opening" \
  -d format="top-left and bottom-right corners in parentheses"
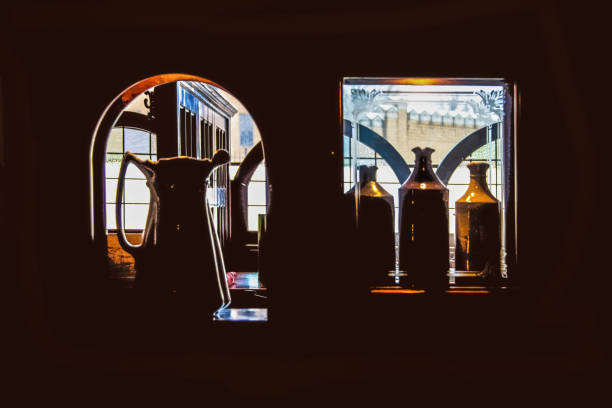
top-left (91, 75), bottom-right (267, 306)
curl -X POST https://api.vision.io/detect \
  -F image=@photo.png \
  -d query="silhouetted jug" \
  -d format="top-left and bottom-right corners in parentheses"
top-left (115, 150), bottom-right (231, 317)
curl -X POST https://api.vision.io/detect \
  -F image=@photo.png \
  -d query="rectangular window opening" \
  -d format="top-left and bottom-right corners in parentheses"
top-left (342, 77), bottom-right (516, 291)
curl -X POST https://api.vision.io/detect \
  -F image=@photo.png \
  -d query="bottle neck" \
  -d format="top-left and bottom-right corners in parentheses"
top-left (411, 156), bottom-right (436, 182)
top-left (469, 173), bottom-right (485, 187)
top-left (359, 166), bottom-right (378, 186)
top-left (468, 173), bottom-right (495, 198)
top-left (466, 162), bottom-right (492, 194)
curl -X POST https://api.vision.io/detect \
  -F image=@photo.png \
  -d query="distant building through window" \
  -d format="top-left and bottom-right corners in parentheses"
top-left (239, 113), bottom-right (254, 148)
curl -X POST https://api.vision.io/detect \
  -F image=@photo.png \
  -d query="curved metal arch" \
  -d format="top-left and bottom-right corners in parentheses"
top-left (437, 122), bottom-right (501, 185)
top-left (343, 119), bottom-right (411, 183)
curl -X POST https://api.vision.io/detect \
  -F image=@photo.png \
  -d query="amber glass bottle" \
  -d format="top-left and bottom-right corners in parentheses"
top-left (455, 161), bottom-right (501, 280)
top-left (346, 165), bottom-right (395, 285)
top-left (399, 147), bottom-right (449, 290)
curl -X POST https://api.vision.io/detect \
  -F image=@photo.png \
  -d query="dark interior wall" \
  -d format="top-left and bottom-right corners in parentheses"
top-left (1, 0), bottom-right (608, 403)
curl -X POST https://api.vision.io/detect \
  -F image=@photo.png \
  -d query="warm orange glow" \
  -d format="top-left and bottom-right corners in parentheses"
top-left (445, 290), bottom-right (490, 294)
top-left (379, 77), bottom-right (456, 86)
top-left (397, 78), bottom-right (442, 85)
top-left (120, 73), bottom-right (228, 105)
top-left (465, 238), bottom-right (470, 270)
top-left (353, 77), bottom-right (505, 86)
top-left (370, 289), bottom-right (426, 294)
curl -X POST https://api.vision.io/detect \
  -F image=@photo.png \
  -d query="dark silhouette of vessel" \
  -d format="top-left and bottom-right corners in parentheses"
top-left (346, 165), bottom-right (396, 286)
top-left (399, 147), bottom-right (449, 291)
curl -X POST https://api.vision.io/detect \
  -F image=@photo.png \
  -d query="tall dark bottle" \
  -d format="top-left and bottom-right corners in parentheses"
top-left (455, 161), bottom-right (501, 281)
top-left (399, 147), bottom-right (449, 290)
top-left (346, 165), bottom-right (395, 286)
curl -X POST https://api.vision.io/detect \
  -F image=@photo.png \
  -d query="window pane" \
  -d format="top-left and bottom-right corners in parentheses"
top-left (356, 158), bottom-right (376, 169)
top-left (448, 184), bottom-right (469, 208)
top-left (356, 141), bottom-right (375, 157)
top-left (124, 179), bottom-right (150, 203)
top-left (343, 136), bottom-right (352, 158)
top-left (469, 138), bottom-right (501, 161)
top-left (343, 166), bottom-right (353, 182)
top-left (248, 181), bottom-right (267, 206)
top-left (251, 162), bottom-right (266, 182)
top-left (124, 204), bottom-right (149, 229)
top-left (105, 126), bottom-right (155, 232)
top-left (105, 179), bottom-right (118, 204)
top-left (248, 206), bottom-right (267, 231)
top-left (107, 128), bottom-right (123, 153)
top-left (124, 128), bottom-right (150, 154)
top-left (106, 204), bottom-right (117, 230)
top-left (105, 154), bottom-right (123, 178)
top-left (239, 114), bottom-right (254, 148)
top-left (150, 133), bottom-right (157, 154)
top-left (229, 164), bottom-right (239, 180)
top-left (494, 184), bottom-right (502, 200)
top-left (448, 162), bottom-right (471, 184)
top-left (376, 161), bottom-right (398, 183)
top-left (125, 162), bottom-right (147, 179)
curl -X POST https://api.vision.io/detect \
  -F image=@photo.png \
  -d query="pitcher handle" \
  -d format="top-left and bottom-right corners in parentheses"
top-left (115, 152), bottom-right (155, 256)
